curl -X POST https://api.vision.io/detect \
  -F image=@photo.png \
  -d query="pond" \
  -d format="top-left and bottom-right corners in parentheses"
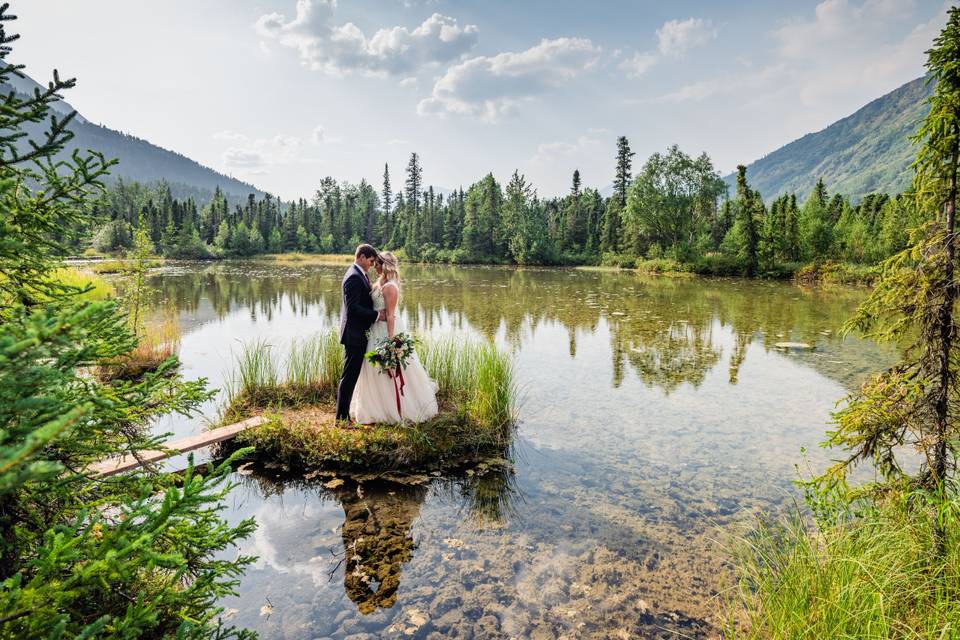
top-left (141, 261), bottom-right (895, 639)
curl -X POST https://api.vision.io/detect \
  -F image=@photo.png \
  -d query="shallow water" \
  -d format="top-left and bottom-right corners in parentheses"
top-left (141, 261), bottom-right (895, 638)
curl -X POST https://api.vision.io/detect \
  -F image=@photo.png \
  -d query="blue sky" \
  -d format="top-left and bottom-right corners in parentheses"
top-left (13, 0), bottom-right (950, 199)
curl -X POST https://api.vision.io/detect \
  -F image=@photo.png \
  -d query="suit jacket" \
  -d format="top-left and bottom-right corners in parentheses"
top-left (339, 264), bottom-right (379, 347)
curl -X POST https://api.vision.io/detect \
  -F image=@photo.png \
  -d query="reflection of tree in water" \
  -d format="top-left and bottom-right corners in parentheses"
top-left (156, 262), bottom-right (880, 392)
top-left (626, 322), bottom-right (721, 393)
top-left (333, 481), bottom-right (427, 615)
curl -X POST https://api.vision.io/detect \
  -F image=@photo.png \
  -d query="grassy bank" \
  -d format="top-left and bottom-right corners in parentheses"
top-left (222, 331), bottom-right (517, 470)
top-left (724, 490), bottom-right (960, 639)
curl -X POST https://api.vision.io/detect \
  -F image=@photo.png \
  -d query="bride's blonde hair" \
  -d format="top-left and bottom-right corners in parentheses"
top-left (377, 251), bottom-right (401, 285)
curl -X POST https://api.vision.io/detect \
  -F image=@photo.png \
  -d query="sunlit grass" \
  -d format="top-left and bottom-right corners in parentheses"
top-left (724, 490), bottom-right (960, 639)
top-left (89, 258), bottom-right (162, 274)
top-left (259, 253), bottom-right (354, 265)
top-left (51, 267), bottom-right (115, 300)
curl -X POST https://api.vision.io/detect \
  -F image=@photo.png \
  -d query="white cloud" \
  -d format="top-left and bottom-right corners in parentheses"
top-left (418, 37), bottom-right (602, 122)
top-left (213, 130), bottom-right (247, 141)
top-left (311, 125), bottom-right (326, 143)
top-left (619, 52), bottom-right (657, 78)
top-left (618, 17), bottom-right (715, 80)
top-left (647, 0), bottom-right (943, 109)
top-left (255, 1), bottom-right (478, 77)
top-left (222, 148), bottom-right (266, 168)
top-left (531, 134), bottom-right (602, 165)
top-left (656, 18), bottom-right (716, 57)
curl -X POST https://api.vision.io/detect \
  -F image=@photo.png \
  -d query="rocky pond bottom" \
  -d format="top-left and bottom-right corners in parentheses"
top-left (217, 446), bottom-right (738, 639)
top-left (143, 262), bottom-right (899, 638)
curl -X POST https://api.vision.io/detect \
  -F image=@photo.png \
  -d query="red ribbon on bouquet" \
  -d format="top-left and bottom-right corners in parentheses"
top-left (387, 364), bottom-right (406, 417)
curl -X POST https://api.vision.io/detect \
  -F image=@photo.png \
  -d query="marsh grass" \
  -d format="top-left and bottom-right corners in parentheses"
top-left (95, 313), bottom-right (182, 381)
top-left (724, 491), bottom-right (960, 639)
top-left (51, 267), bottom-right (115, 300)
top-left (223, 331), bottom-right (516, 470)
top-left (89, 258), bottom-right (162, 274)
top-left (259, 253), bottom-right (354, 265)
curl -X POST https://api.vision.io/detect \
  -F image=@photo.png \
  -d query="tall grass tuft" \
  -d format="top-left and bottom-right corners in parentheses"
top-left (724, 490), bottom-right (960, 639)
top-left (95, 313), bottom-right (181, 381)
top-left (284, 331), bottom-right (343, 397)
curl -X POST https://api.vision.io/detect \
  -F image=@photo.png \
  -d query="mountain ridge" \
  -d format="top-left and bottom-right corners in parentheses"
top-left (8, 70), bottom-right (266, 203)
top-left (725, 75), bottom-right (934, 201)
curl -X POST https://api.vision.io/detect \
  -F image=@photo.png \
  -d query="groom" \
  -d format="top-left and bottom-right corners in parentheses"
top-left (336, 244), bottom-right (384, 425)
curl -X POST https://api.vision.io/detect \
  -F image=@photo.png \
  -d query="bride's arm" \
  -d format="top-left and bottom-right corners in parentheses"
top-left (382, 284), bottom-right (398, 338)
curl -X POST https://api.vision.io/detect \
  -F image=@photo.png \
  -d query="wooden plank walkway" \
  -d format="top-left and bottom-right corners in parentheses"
top-left (90, 416), bottom-right (268, 478)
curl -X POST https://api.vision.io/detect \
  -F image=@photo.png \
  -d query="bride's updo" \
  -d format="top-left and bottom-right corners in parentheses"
top-left (377, 251), bottom-right (400, 283)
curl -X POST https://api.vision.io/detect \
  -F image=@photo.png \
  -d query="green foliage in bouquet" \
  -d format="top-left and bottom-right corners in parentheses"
top-left (365, 332), bottom-right (418, 373)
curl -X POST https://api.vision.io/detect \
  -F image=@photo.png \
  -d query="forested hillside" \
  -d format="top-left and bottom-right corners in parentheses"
top-left (4, 70), bottom-right (264, 202)
top-left (728, 75), bottom-right (934, 201)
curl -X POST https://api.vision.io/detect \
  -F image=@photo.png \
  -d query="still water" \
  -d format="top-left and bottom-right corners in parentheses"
top-left (144, 261), bottom-right (894, 639)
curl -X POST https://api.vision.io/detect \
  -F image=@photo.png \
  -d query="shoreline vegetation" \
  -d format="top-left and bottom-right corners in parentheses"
top-left (723, 9), bottom-right (960, 638)
top-left (220, 331), bottom-right (517, 472)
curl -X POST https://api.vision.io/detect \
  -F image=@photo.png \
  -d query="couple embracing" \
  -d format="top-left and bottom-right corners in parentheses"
top-left (335, 244), bottom-right (438, 426)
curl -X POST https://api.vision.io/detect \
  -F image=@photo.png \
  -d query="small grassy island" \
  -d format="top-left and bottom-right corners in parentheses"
top-left (220, 332), bottom-right (517, 472)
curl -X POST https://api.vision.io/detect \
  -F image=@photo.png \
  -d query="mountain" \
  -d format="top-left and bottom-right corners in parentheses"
top-left (727, 75), bottom-right (934, 201)
top-left (7, 70), bottom-right (265, 202)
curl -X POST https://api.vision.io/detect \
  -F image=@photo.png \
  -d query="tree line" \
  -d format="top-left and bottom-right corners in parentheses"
top-left (87, 139), bottom-right (919, 275)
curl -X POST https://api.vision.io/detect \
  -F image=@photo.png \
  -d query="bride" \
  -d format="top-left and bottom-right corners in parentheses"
top-left (350, 252), bottom-right (439, 424)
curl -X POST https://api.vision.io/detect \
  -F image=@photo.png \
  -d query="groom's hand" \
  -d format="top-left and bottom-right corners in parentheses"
top-left (378, 310), bottom-right (386, 321)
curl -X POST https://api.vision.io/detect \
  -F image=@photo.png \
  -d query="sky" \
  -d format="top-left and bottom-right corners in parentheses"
top-left (11, 0), bottom-right (952, 200)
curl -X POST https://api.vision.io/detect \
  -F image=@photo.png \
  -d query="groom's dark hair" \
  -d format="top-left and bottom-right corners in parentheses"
top-left (355, 244), bottom-right (378, 260)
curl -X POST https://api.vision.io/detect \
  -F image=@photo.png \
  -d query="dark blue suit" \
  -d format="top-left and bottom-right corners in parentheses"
top-left (336, 264), bottom-right (379, 421)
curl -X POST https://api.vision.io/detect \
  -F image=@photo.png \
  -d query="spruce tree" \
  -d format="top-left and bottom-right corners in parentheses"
top-left (613, 135), bottom-right (635, 207)
top-left (821, 8), bottom-right (960, 547)
top-left (0, 7), bottom-right (255, 637)
top-left (735, 165), bottom-right (759, 276)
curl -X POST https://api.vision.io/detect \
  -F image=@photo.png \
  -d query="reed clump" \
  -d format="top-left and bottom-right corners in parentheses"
top-left (223, 330), bottom-right (516, 470)
top-left (724, 489), bottom-right (960, 639)
top-left (95, 314), bottom-right (181, 381)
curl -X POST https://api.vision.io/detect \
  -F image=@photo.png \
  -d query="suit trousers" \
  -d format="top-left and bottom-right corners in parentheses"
top-left (336, 343), bottom-right (367, 421)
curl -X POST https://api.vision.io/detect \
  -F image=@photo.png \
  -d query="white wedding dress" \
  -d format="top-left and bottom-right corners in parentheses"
top-left (350, 281), bottom-right (439, 424)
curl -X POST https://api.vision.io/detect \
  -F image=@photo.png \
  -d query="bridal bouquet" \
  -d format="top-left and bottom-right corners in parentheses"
top-left (365, 332), bottom-right (418, 374)
top-left (365, 332), bottom-right (418, 417)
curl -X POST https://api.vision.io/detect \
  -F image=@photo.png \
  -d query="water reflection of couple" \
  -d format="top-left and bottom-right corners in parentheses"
top-left (240, 463), bottom-right (519, 615)
top-left (335, 244), bottom-right (439, 427)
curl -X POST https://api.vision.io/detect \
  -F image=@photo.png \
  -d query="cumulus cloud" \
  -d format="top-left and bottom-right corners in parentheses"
top-left (642, 0), bottom-right (942, 110)
top-left (418, 37), bottom-right (602, 122)
top-left (769, 0), bottom-right (941, 108)
top-left (217, 129), bottom-right (326, 173)
top-left (656, 18), bottom-right (717, 57)
top-left (619, 52), bottom-right (657, 78)
top-left (531, 134), bottom-right (603, 166)
top-left (618, 17), bottom-right (716, 80)
top-left (311, 125), bottom-right (326, 143)
top-left (255, 0), bottom-right (478, 77)
top-left (222, 148), bottom-right (266, 168)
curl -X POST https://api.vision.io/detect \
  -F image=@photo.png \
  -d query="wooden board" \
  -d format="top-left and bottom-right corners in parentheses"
top-left (89, 415), bottom-right (268, 478)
